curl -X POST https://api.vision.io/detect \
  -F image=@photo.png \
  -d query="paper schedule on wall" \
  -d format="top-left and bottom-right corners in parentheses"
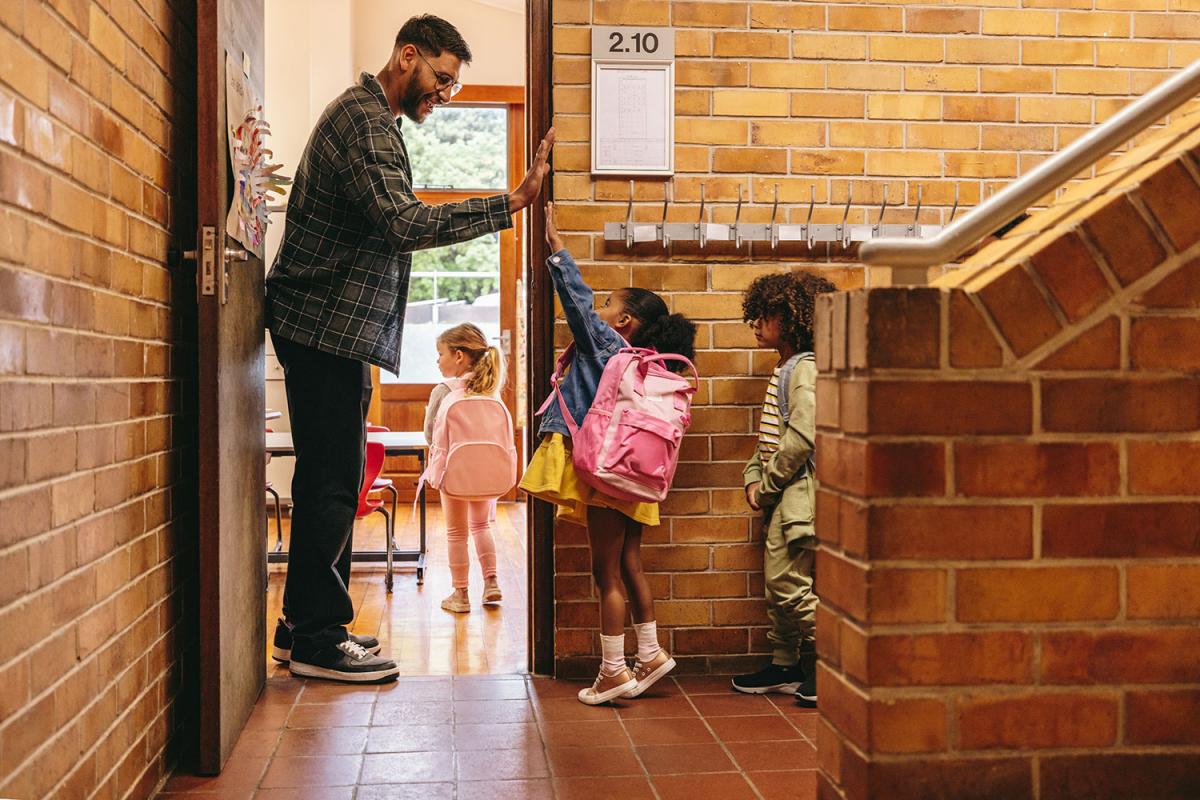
top-left (591, 27), bottom-right (674, 176)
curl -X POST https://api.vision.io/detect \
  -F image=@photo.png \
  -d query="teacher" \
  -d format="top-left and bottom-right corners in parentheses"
top-left (265, 14), bottom-right (554, 683)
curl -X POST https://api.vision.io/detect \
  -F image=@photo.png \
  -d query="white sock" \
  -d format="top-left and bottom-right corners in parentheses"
top-left (600, 634), bottom-right (627, 677)
top-left (634, 621), bottom-right (661, 663)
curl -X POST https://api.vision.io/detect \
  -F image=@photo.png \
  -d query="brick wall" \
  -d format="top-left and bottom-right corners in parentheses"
top-left (549, 1), bottom-right (1200, 675)
top-left (0, 1), bottom-right (194, 798)
top-left (814, 104), bottom-right (1200, 798)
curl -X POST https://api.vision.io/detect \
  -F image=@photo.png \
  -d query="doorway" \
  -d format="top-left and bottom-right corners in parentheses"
top-left (259, 0), bottom-right (549, 678)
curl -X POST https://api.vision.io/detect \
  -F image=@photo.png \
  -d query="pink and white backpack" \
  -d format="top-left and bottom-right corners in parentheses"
top-left (540, 346), bottom-right (698, 503)
top-left (423, 379), bottom-right (518, 500)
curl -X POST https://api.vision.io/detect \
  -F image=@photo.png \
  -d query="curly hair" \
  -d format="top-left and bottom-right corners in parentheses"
top-left (741, 271), bottom-right (838, 352)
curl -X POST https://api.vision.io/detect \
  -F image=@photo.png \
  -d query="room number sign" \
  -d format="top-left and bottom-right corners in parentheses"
top-left (590, 26), bottom-right (675, 176)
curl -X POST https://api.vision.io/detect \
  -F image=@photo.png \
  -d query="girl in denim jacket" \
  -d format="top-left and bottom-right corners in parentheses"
top-left (521, 203), bottom-right (697, 705)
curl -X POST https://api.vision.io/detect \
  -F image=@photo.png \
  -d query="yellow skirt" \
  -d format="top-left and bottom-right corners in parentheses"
top-left (519, 434), bottom-right (659, 527)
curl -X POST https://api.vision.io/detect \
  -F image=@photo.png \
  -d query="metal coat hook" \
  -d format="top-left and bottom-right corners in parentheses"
top-left (694, 183), bottom-right (707, 249)
top-left (733, 184), bottom-right (745, 248)
top-left (658, 181), bottom-right (671, 249)
top-left (908, 185), bottom-right (923, 237)
top-left (805, 185), bottom-right (816, 248)
top-left (768, 184), bottom-right (780, 249)
top-left (624, 180), bottom-right (635, 248)
top-left (948, 183), bottom-right (960, 224)
top-left (838, 185), bottom-right (853, 248)
top-left (872, 185), bottom-right (889, 236)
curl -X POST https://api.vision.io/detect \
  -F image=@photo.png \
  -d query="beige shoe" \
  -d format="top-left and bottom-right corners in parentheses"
top-left (623, 649), bottom-right (676, 698)
top-left (577, 668), bottom-right (637, 705)
top-left (482, 578), bottom-right (502, 604)
top-left (441, 591), bottom-right (470, 613)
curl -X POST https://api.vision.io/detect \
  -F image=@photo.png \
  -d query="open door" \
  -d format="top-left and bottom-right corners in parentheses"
top-left (193, 0), bottom-right (267, 774)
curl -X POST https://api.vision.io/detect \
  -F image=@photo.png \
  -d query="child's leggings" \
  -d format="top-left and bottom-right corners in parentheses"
top-left (443, 497), bottom-right (498, 589)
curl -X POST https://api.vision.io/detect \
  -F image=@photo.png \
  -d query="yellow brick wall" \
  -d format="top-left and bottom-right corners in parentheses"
top-left (549, 0), bottom-right (1200, 676)
top-left (0, 1), bottom-right (192, 796)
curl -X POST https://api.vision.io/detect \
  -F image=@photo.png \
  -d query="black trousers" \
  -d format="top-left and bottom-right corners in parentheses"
top-left (272, 333), bottom-right (371, 655)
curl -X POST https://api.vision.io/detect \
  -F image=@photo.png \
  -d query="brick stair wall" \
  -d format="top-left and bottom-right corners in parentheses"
top-left (814, 102), bottom-right (1200, 798)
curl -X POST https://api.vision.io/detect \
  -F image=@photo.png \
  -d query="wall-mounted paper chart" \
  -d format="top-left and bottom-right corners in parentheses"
top-left (591, 27), bottom-right (674, 176)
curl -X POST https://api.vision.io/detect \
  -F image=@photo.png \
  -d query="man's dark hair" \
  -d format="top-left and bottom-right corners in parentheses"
top-left (395, 15), bottom-right (472, 63)
top-left (742, 271), bottom-right (838, 353)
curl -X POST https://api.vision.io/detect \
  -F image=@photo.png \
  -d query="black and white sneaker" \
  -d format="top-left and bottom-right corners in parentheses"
top-left (796, 669), bottom-right (817, 708)
top-left (289, 640), bottom-right (400, 683)
top-left (731, 663), bottom-right (804, 695)
top-left (271, 618), bottom-right (381, 664)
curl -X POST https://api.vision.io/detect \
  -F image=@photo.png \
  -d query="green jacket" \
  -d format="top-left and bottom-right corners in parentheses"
top-left (743, 353), bottom-right (817, 545)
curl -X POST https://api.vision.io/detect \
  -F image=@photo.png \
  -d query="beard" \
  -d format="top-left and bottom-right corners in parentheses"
top-left (401, 80), bottom-right (436, 124)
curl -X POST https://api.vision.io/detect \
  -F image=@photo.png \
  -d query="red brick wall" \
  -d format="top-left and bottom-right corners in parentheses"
top-left (814, 106), bottom-right (1200, 798)
top-left (0, 1), bottom-right (194, 797)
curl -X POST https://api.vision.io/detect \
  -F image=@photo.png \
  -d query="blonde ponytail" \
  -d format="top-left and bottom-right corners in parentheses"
top-left (437, 323), bottom-right (505, 397)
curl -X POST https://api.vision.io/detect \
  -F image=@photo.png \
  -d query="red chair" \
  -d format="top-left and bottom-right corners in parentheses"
top-left (366, 425), bottom-right (399, 525)
top-left (357, 440), bottom-right (397, 592)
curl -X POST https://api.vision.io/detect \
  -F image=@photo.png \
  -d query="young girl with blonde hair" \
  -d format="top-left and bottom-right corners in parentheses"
top-left (424, 322), bottom-right (505, 613)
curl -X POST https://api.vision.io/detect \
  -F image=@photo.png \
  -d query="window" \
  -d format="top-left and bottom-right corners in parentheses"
top-left (383, 105), bottom-right (509, 384)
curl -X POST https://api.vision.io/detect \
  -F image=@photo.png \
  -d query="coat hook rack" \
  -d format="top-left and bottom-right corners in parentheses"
top-left (602, 178), bottom-right (951, 248)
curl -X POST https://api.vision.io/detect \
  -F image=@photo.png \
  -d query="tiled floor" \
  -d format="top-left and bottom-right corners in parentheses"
top-left (159, 674), bottom-right (819, 799)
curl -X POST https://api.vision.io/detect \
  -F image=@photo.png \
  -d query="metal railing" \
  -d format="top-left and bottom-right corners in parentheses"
top-left (858, 59), bottom-right (1200, 269)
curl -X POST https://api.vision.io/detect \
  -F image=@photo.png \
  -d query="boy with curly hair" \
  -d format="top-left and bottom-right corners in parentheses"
top-left (732, 271), bottom-right (836, 707)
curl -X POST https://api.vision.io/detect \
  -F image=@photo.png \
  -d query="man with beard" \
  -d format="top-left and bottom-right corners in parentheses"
top-left (265, 14), bottom-right (554, 683)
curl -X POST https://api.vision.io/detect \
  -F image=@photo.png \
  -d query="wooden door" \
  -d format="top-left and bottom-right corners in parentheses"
top-left (195, 0), bottom-right (266, 774)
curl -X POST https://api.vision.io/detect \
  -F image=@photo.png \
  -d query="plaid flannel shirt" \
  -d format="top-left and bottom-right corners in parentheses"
top-left (265, 72), bottom-right (513, 373)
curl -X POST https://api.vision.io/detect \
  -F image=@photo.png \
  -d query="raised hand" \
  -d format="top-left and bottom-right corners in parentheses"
top-left (545, 202), bottom-right (565, 253)
top-left (509, 128), bottom-right (556, 213)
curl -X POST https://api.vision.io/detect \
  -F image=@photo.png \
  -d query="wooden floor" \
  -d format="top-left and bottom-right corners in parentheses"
top-left (265, 501), bottom-right (529, 676)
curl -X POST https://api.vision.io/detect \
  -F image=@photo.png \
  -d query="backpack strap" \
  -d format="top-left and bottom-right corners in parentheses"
top-left (534, 342), bottom-right (580, 436)
top-left (775, 353), bottom-right (808, 425)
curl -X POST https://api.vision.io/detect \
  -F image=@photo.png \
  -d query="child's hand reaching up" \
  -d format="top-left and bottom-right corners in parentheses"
top-left (545, 202), bottom-right (565, 254)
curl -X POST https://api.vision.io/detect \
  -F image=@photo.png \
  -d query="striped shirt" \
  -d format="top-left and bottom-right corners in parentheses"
top-left (758, 366), bottom-right (784, 458)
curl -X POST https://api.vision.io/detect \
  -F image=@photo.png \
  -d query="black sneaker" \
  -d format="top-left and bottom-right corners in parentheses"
top-left (271, 617), bottom-right (381, 663)
top-left (796, 669), bottom-right (817, 708)
top-left (289, 640), bottom-right (400, 683)
top-left (731, 663), bottom-right (803, 695)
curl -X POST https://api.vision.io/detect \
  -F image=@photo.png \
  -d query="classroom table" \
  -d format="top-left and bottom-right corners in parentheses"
top-left (264, 430), bottom-right (427, 589)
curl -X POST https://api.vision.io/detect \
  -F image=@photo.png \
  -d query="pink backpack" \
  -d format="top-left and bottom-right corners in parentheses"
top-left (540, 346), bottom-right (698, 503)
top-left (423, 381), bottom-right (518, 500)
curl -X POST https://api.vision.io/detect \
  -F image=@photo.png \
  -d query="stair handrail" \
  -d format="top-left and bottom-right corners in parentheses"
top-left (859, 58), bottom-right (1200, 269)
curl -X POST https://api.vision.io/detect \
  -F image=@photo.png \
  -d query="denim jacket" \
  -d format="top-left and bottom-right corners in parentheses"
top-left (537, 249), bottom-right (625, 437)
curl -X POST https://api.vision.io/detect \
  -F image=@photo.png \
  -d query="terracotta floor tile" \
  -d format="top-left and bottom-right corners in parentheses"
top-left (635, 743), bottom-right (736, 775)
top-left (254, 788), bottom-right (355, 800)
top-left (689, 693), bottom-right (777, 718)
top-left (552, 775), bottom-right (657, 800)
top-left (297, 682), bottom-right (380, 704)
top-left (707, 714), bottom-right (804, 743)
top-left (651, 772), bottom-right (759, 800)
top-left (157, 792), bottom-right (253, 799)
top-left (623, 717), bottom-right (717, 746)
top-left (242, 703), bottom-right (292, 731)
top-left (364, 724), bottom-right (453, 753)
top-left (286, 702), bottom-right (373, 729)
top-left (371, 701), bottom-right (453, 726)
top-left (359, 751), bottom-right (456, 784)
top-left (674, 675), bottom-right (739, 695)
top-left (747, 769), bottom-right (820, 800)
top-left (376, 680), bottom-right (454, 703)
top-left (537, 719), bottom-right (628, 747)
top-left (259, 756), bottom-right (363, 788)
top-left (528, 678), bottom-right (587, 700)
top-left (161, 757), bottom-right (268, 792)
top-left (726, 739), bottom-right (818, 772)
top-left (629, 676), bottom-right (683, 698)
top-left (354, 782), bottom-right (455, 800)
top-left (452, 699), bottom-right (536, 724)
top-left (274, 726), bottom-right (369, 757)
top-left (227, 727), bottom-right (282, 759)
top-left (454, 722), bottom-right (542, 750)
top-left (453, 678), bottom-right (529, 700)
top-left (533, 697), bottom-right (620, 722)
top-left (613, 695), bottom-right (700, 719)
top-left (545, 745), bottom-right (644, 778)
top-left (455, 778), bottom-right (555, 800)
top-left (786, 709), bottom-right (820, 740)
top-left (456, 744), bottom-right (549, 781)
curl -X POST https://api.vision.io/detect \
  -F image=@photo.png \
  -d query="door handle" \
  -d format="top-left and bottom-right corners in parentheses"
top-left (225, 248), bottom-right (249, 262)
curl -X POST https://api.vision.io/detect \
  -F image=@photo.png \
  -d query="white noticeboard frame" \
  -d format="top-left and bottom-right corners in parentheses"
top-left (591, 26), bottom-right (675, 176)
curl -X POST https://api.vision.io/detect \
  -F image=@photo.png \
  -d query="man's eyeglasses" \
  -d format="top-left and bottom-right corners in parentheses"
top-left (416, 51), bottom-right (463, 99)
